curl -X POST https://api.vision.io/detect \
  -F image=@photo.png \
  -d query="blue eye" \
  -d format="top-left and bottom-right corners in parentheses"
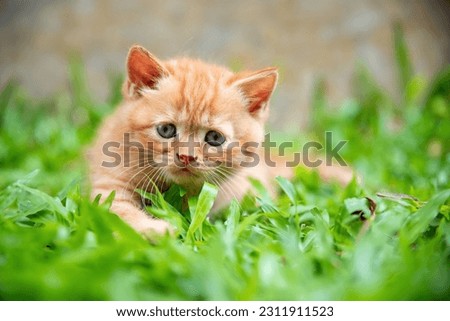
top-left (157, 124), bottom-right (177, 138)
top-left (205, 130), bottom-right (225, 146)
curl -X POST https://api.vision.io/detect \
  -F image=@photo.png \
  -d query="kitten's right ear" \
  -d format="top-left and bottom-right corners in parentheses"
top-left (231, 67), bottom-right (278, 116)
top-left (123, 45), bottom-right (168, 98)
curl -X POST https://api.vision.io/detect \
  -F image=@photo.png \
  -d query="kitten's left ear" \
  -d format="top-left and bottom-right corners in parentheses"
top-left (123, 45), bottom-right (169, 98)
top-left (232, 67), bottom-right (278, 115)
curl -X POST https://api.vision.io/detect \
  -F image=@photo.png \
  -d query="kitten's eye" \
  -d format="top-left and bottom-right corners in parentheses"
top-left (205, 130), bottom-right (225, 146)
top-left (157, 124), bottom-right (177, 138)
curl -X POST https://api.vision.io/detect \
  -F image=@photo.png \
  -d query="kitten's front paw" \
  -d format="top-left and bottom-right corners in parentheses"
top-left (111, 202), bottom-right (174, 237)
top-left (134, 217), bottom-right (174, 238)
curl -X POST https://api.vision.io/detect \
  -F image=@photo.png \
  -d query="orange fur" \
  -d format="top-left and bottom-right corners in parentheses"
top-left (89, 45), bottom-right (279, 235)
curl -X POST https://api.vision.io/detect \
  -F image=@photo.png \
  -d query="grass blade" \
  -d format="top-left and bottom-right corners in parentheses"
top-left (401, 189), bottom-right (450, 244)
top-left (186, 183), bottom-right (218, 242)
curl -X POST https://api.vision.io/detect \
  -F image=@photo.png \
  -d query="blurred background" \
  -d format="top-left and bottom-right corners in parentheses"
top-left (0, 0), bottom-right (449, 131)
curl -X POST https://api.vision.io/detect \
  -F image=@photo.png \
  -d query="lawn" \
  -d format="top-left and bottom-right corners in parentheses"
top-left (0, 29), bottom-right (449, 300)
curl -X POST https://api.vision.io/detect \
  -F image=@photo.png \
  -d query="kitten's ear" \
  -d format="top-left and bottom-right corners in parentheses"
top-left (123, 45), bottom-right (168, 98)
top-left (232, 67), bottom-right (278, 115)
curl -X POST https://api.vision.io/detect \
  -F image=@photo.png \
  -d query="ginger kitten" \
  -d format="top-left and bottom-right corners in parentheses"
top-left (89, 45), bottom-right (280, 235)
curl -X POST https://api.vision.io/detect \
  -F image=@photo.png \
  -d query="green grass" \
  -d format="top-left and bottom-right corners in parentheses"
top-left (0, 30), bottom-right (449, 300)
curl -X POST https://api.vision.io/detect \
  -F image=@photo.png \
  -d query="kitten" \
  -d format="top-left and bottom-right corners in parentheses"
top-left (89, 45), bottom-right (280, 235)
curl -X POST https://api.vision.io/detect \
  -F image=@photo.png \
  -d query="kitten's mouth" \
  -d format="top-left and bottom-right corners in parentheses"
top-left (171, 166), bottom-right (199, 177)
top-left (166, 166), bottom-right (203, 186)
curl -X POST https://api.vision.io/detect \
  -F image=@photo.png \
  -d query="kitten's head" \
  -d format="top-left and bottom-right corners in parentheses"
top-left (122, 45), bottom-right (277, 189)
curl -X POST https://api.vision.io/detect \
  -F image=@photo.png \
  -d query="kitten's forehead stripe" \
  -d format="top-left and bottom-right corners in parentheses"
top-left (166, 59), bottom-right (231, 131)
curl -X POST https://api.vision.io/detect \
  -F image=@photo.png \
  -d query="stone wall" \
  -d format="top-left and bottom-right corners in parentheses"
top-left (0, 0), bottom-right (449, 131)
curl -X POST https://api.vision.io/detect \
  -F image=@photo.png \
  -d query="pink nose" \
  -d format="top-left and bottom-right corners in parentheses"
top-left (177, 153), bottom-right (197, 165)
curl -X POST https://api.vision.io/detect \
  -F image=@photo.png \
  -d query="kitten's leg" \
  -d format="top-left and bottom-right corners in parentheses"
top-left (269, 153), bottom-right (356, 185)
top-left (315, 162), bottom-right (356, 185)
top-left (111, 199), bottom-right (172, 235)
top-left (92, 187), bottom-right (172, 235)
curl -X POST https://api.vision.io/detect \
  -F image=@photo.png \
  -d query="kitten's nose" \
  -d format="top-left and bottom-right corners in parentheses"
top-left (176, 153), bottom-right (197, 166)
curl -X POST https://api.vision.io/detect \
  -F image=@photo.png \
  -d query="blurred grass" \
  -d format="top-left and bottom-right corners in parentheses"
top-left (0, 28), bottom-right (449, 300)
